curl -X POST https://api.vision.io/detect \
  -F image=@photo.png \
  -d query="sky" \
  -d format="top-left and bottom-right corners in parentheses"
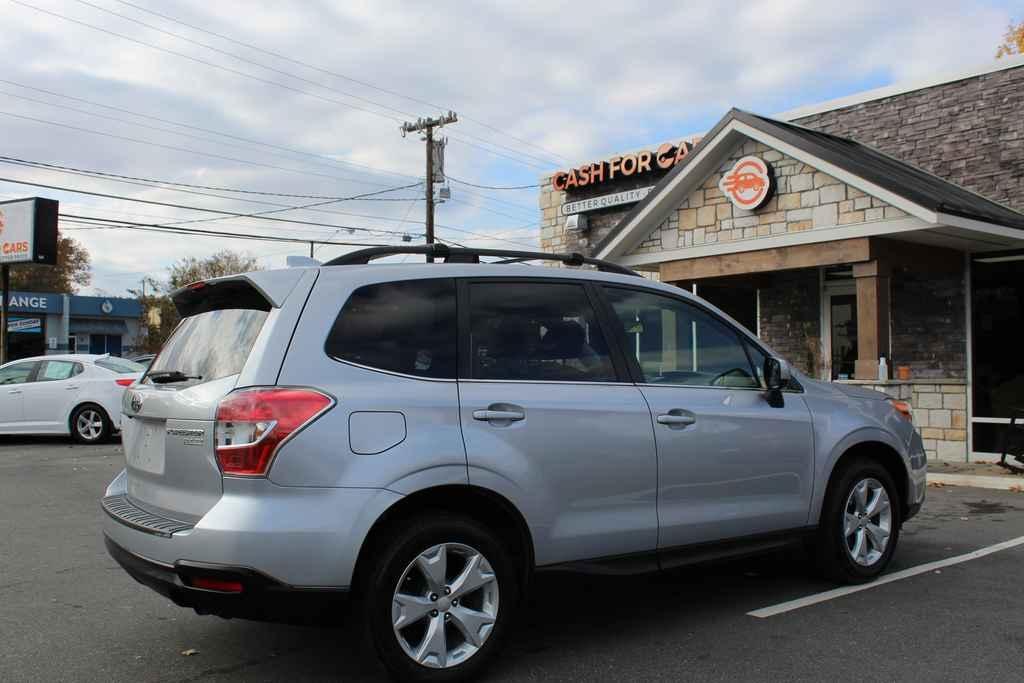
top-left (0, 0), bottom-right (1018, 295)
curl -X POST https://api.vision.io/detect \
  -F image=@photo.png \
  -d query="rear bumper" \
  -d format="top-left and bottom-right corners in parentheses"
top-left (103, 469), bottom-right (403, 588)
top-left (104, 534), bottom-right (348, 622)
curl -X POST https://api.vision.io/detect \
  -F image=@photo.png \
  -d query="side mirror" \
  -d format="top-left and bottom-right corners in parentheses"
top-left (763, 356), bottom-right (790, 391)
top-left (763, 357), bottom-right (790, 407)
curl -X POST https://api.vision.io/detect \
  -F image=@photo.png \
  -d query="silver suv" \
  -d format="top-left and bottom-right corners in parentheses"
top-left (103, 245), bottom-right (927, 681)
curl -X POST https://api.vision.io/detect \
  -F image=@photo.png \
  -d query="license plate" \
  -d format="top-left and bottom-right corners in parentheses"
top-left (125, 419), bottom-right (166, 475)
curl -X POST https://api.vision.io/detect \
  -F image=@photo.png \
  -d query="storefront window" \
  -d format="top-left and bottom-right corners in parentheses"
top-left (972, 257), bottom-right (1024, 452)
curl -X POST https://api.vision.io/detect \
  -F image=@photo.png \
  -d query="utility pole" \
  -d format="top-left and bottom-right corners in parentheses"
top-left (401, 111), bottom-right (457, 262)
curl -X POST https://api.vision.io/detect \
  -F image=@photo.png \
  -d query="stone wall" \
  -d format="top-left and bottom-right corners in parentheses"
top-left (538, 177), bottom-right (627, 256)
top-left (628, 140), bottom-right (903, 257)
top-left (853, 381), bottom-right (968, 461)
top-left (758, 269), bottom-right (822, 377)
top-left (540, 138), bottom-right (907, 259)
top-left (793, 64), bottom-right (1024, 213)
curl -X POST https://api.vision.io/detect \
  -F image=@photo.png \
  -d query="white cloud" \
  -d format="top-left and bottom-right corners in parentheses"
top-left (0, 0), bottom-right (1013, 294)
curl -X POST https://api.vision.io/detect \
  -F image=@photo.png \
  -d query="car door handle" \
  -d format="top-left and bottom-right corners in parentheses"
top-left (7, 389), bottom-right (22, 395)
top-left (66, 386), bottom-right (79, 391)
top-left (656, 411), bottom-right (696, 427)
top-left (473, 409), bottom-right (525, 422)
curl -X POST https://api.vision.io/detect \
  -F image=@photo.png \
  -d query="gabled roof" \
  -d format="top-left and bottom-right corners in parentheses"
top-left (595, 109), bottom-right (1024, 259)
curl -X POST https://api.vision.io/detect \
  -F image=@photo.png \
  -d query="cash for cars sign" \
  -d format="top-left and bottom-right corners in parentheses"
top-left (0, 197), bottom-right (59, 265)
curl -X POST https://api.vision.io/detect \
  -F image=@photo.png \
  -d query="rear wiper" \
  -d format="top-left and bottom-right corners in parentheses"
top-left (147, 370), bottom-right (202, 384)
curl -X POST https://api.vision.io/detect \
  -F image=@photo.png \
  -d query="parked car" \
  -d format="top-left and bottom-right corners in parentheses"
top-left (0, 353), bottom-right (143, 443)
top-left (102, 246), bottom-right (927, 681)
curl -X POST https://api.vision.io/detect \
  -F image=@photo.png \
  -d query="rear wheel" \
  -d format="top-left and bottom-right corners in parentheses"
top-left (71, 404), bottom-right (111, 444)
top-left (815, 457), bottom-right (901, 583)
top-left (361, 515), bottom-right (518, 682)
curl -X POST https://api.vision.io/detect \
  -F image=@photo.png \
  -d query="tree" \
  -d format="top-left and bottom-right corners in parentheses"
top-left (8, 236), bottom-right (92, 293)
top-left (996, 20), bottom-right (1024, 58)
top-left (167, 250), bottom-right (261, 290)
top-left (131, 250), bottom-right (261, 353)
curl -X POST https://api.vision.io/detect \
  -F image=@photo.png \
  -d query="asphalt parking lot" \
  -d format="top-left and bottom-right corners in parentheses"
top-left (3, 439), bottom-right (1024, 682)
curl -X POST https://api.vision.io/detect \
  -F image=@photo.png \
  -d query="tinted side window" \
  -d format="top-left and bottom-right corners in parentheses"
top-left (0, 362), bottom-right (36, 385)
top-left (603, 287), bottom-right (759, 388)
top-left (469, 281), bottom-right (616, 382)
top-left (326, 279), bottom-right (456, 379)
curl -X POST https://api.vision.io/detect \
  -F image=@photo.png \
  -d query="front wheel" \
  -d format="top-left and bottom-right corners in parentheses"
top-left (70, 404), bottom-right (112, 444)
top-left (814, 457), bottom-right (901, 584)
top-left (362, 515), bottom-right (519, 682)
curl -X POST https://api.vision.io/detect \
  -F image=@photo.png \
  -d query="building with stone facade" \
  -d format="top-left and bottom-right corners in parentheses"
top-left (539, 56), bottom-right (1024, 462)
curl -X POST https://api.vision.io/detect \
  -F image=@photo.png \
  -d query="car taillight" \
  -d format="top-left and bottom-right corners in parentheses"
top-left (115, 378), bottom-right (134, 387)
top-left (889, 399), bottom-right (913, 423)
top-left (214, 387), bottom-right (332, 477)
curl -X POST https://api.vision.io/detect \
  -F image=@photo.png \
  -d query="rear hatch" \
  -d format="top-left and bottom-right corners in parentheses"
top-left (121, 277), bottom-right (284, 524)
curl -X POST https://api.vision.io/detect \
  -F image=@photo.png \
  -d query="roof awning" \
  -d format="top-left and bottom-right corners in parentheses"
top-left (69, 319), bottom-right (128, 335)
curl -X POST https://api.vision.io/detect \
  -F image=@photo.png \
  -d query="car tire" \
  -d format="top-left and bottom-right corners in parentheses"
top-left (815, 456), bottom-right (902, 584)
top-left (70, 404), bottom-right (112, 444)
top-left (360, 514), bottom-right (519, 682)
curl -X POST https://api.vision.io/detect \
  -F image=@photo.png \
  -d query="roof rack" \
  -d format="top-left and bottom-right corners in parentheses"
top-left (323, 244), bottom-right (639, 277)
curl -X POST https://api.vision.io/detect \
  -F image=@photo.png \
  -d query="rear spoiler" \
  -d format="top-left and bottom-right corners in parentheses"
top-left (170, 269), bottom-right (311, 317)
top-left (171, 279), bottom-right (272, 318)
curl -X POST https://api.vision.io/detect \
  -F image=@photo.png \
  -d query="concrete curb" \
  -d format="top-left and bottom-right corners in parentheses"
top-left (927, 472), bottom-right (1024, 491)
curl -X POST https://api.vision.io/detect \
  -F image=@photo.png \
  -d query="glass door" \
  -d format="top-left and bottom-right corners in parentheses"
top-left (822, 275), bottom-right (858, 382)
top-left (829, 294), bottom-right (858, 380)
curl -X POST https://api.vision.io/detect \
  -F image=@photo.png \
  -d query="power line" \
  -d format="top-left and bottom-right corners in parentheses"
top-left (0, 175), bottom-right (420, 238)
top-left (0, 166), bottom-right (426, 236)
top-left (10, 0), bottom-right (402, 123)
top-left (448, 176), bottom-right (540, 190)
top-left (110, 0), bottom-right (570, 165)
top-left (75, 0), bottom-right (559, 168)
top-left (0, 155), bottom-right (424, 200)
top-left (16, 0), bottom-right (557, 170)
top-left (0, 108), bottom-right (399, 188)
top-left (0, 78), bottom-right (416, 185)
top-left (433, 225), bottom-right (538, 250)
top-left (0, 158), bottom-right (537, 243)
top-left (59, 213), bottom-right (401, 246)
top-left (0, 79), bottom-right (544, 215)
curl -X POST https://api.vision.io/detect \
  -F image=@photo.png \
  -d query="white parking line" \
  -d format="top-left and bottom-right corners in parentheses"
top-left (748, 535), bottom-right (1024, 618)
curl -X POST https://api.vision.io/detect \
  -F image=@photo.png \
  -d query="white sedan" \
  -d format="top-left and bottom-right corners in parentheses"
top-left (0, 354), bottom-right (144, 443)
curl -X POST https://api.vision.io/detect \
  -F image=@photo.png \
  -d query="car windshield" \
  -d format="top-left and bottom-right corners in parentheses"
top-left (145, 308), bottom-right (268, 386)
top-left (95, 357), bottom-right (145, 374)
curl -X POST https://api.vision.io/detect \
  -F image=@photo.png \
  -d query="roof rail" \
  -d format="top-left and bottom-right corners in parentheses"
top-left (322, 244), bottom-right (640, 277)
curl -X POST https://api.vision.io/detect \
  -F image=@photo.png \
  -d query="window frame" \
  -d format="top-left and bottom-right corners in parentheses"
top-left (594, 283), bottom-right (803, 393)
top-left (323, 277), bottom-right (459, 382)
top-left (456, 277), bottom-right (634, 385)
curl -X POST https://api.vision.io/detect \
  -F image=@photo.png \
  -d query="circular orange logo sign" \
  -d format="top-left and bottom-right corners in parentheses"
top-left (719, 156), bottom-right (773, 210)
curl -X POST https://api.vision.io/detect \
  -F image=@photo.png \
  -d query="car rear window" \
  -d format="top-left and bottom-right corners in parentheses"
top-left (95, 358), bottom-right (144, 374)
top-left (325, 278), bottom-right (456, 379)
top-left (146, 308), bottom-right (269, 385)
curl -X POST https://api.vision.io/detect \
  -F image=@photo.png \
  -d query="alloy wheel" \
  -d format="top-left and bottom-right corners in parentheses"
top-left (76, 409), bottom-right (104, 442)
top-left (391, 542), bottom-right (500, 669)
top-left (843, 477), bottom-right (892, 566)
